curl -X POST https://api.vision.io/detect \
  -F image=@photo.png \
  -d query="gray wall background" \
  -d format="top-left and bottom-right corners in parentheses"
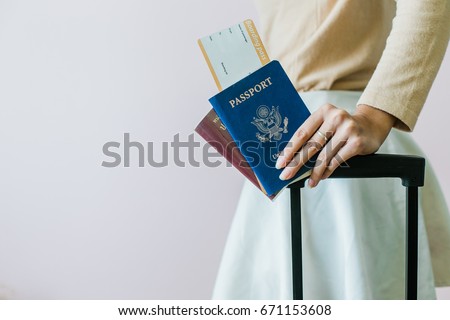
top-left (0, 0), bottom-right (449, 299)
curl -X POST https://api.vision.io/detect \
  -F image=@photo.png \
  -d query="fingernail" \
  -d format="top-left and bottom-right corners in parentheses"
top-left (279, 169), bottom-right (291, 181)
top-left (308, 179), bottom-right (316, 188)
top-left (276, 156), bottom-right (285, 169)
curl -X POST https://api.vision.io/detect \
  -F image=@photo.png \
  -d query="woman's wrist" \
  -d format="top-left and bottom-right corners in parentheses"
top-left (354, 104), bottom-right (396, 144)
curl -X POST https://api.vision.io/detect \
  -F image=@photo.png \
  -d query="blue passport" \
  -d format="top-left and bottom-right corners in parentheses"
top-left (209, 60), bottom-right (314, 197)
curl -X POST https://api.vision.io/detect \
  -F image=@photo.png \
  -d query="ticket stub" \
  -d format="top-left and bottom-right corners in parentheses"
top-left (198, 19), bottom-right (270, 91)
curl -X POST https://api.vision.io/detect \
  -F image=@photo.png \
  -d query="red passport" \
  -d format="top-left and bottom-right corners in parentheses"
top-left (195, 109), bottom-right (274, 199)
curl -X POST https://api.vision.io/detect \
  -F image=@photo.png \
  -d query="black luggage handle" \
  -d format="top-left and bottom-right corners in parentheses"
top-left (288, 154), bottom-right (425, 300)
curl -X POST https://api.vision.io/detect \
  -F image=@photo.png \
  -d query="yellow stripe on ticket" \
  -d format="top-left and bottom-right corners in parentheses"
top-left (198, 39), bottom-right (223, 91)
top-left (243, 19), bottom-right (270, 66)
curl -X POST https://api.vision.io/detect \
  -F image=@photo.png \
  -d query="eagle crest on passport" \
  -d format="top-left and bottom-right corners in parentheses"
top-left (252, 105), bottom-right (289, 142)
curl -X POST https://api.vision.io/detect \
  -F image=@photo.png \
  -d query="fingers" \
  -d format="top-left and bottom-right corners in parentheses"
top-left (321, 139), bottom-right (362, 180)
top-left (276, 104), bottom-right (332, 169)
top-left (278, 105), bottom-right (339, 181)
top-left (308, 132), bottom-right (365, 187)
top-left (277, 104), bottom-right (369, 184)
top-left (308, 131), bottom-right (347, 186)
top-left (307, 142), bottom-right (354, 188)
top-left (275, 102), bottom-right (387, 186)
top-left (307, 144), bottom-right (356, 188)
top-left (278, 137), bottom-right (323, 181)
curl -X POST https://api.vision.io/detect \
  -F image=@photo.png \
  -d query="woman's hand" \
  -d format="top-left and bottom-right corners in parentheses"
top-left (276, 104), bottom-right (397, 188)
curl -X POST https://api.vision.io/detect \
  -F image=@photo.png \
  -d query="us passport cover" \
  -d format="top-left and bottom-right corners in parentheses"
top-left (209, 60), bottom-right (313, 196)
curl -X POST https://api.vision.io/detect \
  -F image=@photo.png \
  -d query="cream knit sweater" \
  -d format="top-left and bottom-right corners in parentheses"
top-left (254, 0), bottom-right (450, 131)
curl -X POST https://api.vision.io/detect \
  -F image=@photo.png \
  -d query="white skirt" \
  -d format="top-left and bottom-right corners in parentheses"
top-left (212, 91), bottom-right (450, 300)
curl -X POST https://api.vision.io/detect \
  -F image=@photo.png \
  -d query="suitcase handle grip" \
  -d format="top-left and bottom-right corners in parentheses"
top-left (288, 153), bottom-right (425, 188)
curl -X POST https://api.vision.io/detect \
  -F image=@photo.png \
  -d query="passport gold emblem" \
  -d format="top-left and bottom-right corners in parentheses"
top-left (252, 105), bottom-right (289, 142)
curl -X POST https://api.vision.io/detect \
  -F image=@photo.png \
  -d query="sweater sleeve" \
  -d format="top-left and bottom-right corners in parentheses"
top-left (357, 0), bottom-right (450, 131)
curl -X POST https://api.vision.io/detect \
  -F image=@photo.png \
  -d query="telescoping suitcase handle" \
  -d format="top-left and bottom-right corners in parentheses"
top-left (288, 154), bottom-right (425, 300)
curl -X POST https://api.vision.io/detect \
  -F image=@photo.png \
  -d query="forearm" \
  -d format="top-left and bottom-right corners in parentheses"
top-left (358, 0), bottom-right (450, 131)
